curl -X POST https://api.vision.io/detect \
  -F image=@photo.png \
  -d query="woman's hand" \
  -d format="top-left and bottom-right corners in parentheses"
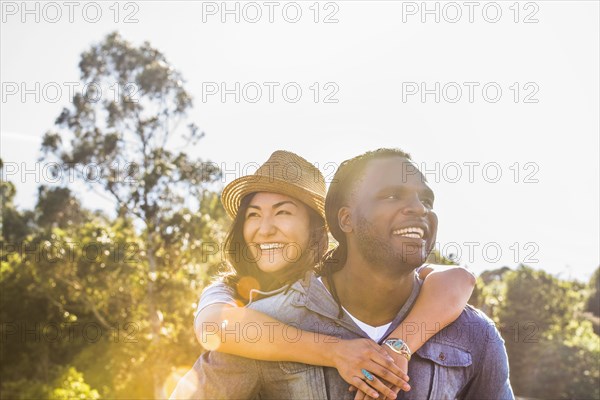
top-left (349, 344), bottom-right (411, 400)
top-left (329, 338), bottom-right (410, 399)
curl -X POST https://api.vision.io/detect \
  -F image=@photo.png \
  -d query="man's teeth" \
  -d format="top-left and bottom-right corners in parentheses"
top-left (392, 227), bottom-right (425, 238)
top-left (400, 233), bottom-right (421, 239)
top-left (259, 243), bottom-right (285, 250)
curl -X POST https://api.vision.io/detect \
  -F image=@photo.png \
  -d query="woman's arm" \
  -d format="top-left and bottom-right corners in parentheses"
top-left (195, 303), bottom-right (409, 399)
top-left (391, 265), bottom-right (476, 352)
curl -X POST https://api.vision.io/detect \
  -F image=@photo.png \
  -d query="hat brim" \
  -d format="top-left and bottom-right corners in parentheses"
top-left (221, 175), bottom-right (325, 221)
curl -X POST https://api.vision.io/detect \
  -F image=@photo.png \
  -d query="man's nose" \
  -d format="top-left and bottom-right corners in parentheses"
top-left (402, 195), bottom-right (429, 216)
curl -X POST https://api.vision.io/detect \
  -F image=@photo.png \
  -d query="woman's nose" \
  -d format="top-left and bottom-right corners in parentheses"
top-left (257, 216), bottom-right (277, 236)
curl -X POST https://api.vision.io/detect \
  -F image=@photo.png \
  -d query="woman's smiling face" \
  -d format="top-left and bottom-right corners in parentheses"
top-left (242, 192), bottom-right (312, 273)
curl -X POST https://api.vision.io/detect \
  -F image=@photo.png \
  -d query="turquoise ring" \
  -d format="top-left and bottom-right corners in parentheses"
top-left (361, 368), bottom-right (374, 381)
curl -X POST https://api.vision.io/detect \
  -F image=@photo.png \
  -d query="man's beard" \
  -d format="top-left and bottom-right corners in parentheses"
top-left (355, 215), bottom-right (425, 274)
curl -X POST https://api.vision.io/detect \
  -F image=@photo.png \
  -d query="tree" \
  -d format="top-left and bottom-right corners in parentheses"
top-left (585, 266), bottom-right (600, 336)
top-left (493, 265), bottom-right (599, 398)
top-left (586, 266), bottom-right (600, 317)
top-left (468, 266), bottom-right (512, 323)
top-left (2, 178), bottom-right (227, 398)
top-left (1, 178), bottom-right (137, 398)
top-left (50, 367), bottom-right (100, 400)
top-left (40, 32), bottom-right (223, 397)
top-left (1, 158), bottom-right (34, 247)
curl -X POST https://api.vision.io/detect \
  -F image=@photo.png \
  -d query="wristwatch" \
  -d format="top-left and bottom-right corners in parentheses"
top-left (383, 338), bottom-right (412, 361)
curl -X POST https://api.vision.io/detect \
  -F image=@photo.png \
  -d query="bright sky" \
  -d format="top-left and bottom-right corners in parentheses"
top-left (1, 1), bottom-right (598, 280)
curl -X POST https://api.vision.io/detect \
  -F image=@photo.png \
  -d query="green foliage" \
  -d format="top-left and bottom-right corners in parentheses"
top-left (1, 174), bottom-right (34, 245)
top-left (474, 264), bottom-right (600, 399)
top-left (50, 367), bottom-right (100, 400)
top-left (468, 266), bottom-right (512, 323)
top-left (0, 379), bottom-right (49, 400)
top-left (1, 182), bottom-right (226, 398)
top-left (587, 266), bottom-right (600, 317)
top-left (498, 265), bottom-right (580, 337)
top-left (522, 323), bottom-right (599, 399)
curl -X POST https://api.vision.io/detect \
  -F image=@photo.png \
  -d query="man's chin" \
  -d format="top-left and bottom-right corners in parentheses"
top-left (392, 251), bottom-right (428, 272)
top-left (391, 244), bottom-right (427, 266)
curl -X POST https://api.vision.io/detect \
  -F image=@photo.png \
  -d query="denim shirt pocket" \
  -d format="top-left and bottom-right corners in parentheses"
top-left (416, 341), bottom-right (473, 400)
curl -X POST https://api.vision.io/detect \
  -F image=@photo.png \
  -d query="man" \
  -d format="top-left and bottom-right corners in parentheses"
top-left (182, 148), bottom-right (514, 399)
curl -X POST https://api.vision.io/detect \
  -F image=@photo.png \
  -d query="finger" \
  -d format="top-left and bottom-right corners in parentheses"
top-left (370, 355), bottom-right (410, 383)
top-left (349, 385), bottom-right (357, 392)
top-left (385, 384), bottom-right (406, 400)
top-left (376, 346), bottom-right (406, 370)
top-left (351, 376), bottom-right (380, 399)
top-left (360, 388), bottom-right (381, 400)
top-left (363, 376), bottom-right (398, 400)
top-left (367, 361), bottom-right (410, 391)
top-left (353, 388), bottom-right (367, 400)
top-left (366, 347), bottom-right (404, 373)
top-left (365, 392), bottom-right (382, 400)
top-left (383, 385), bottom-right (399, 400)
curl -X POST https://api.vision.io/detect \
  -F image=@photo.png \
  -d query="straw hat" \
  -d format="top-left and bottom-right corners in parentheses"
top-left (221, 151), bottom-right (326, 220)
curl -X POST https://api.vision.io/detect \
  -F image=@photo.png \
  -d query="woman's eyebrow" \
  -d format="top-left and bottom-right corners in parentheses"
top-left (273, 200), bottom-right (297, 209)
top-left (247, 200), bottom-right (297, 211)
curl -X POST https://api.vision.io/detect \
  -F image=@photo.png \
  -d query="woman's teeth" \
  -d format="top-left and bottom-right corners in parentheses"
top-left (259, 243), bottom-right (285, 250)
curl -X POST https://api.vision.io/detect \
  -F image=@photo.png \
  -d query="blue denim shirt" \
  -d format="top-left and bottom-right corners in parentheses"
top-left (179, 271), bottom-right (514, 400)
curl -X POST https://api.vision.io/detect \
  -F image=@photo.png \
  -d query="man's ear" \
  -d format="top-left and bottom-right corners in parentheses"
top-left (338, 206), bottom-right (353, 233)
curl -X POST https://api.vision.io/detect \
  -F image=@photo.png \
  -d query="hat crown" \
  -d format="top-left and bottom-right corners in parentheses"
top-left (221, 151), bottom-right (326, 220)
top-left (252, 150), bottom-right (325, 194)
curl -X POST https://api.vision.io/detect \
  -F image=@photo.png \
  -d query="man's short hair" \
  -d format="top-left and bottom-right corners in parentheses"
top-left (324, 148), bottom-right (412, 244)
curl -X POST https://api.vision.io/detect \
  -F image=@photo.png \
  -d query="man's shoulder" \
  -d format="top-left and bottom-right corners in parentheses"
top-left (458, 304), bottom-right (498, 326)
top-left (411, 305), bottom-right (507, 378)
top-left (453, 304), bottom-right (503, 341)
top-left (421, 305), bottom-right (505, 360)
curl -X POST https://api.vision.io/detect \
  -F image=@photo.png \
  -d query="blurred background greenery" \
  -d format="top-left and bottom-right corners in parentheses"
top-left (1, 32), bottom-right (598, 400)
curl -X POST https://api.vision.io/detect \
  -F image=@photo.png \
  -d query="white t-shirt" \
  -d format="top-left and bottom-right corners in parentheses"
top-left (317, 277), bottom-right (391, 342)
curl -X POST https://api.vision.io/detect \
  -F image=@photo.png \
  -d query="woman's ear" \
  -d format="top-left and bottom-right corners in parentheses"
top-left (338, 206), bottom-right (353, 233)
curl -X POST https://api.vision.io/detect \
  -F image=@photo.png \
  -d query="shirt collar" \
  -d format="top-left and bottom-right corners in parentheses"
top-left (293, 270), bottom-right (424, 342)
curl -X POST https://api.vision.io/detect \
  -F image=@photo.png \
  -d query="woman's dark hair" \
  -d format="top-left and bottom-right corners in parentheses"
top-left (317, 148), bottom-right (412, 317)
top-left (220, 193), bottom-right (328, 303)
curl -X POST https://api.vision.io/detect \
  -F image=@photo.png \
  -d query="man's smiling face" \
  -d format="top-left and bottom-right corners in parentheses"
top-left (348, 156), bottom-right (438, 273)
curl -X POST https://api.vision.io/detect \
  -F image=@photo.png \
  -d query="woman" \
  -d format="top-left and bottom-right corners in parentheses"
top-left (173, 151), bottom-right (475, 399)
